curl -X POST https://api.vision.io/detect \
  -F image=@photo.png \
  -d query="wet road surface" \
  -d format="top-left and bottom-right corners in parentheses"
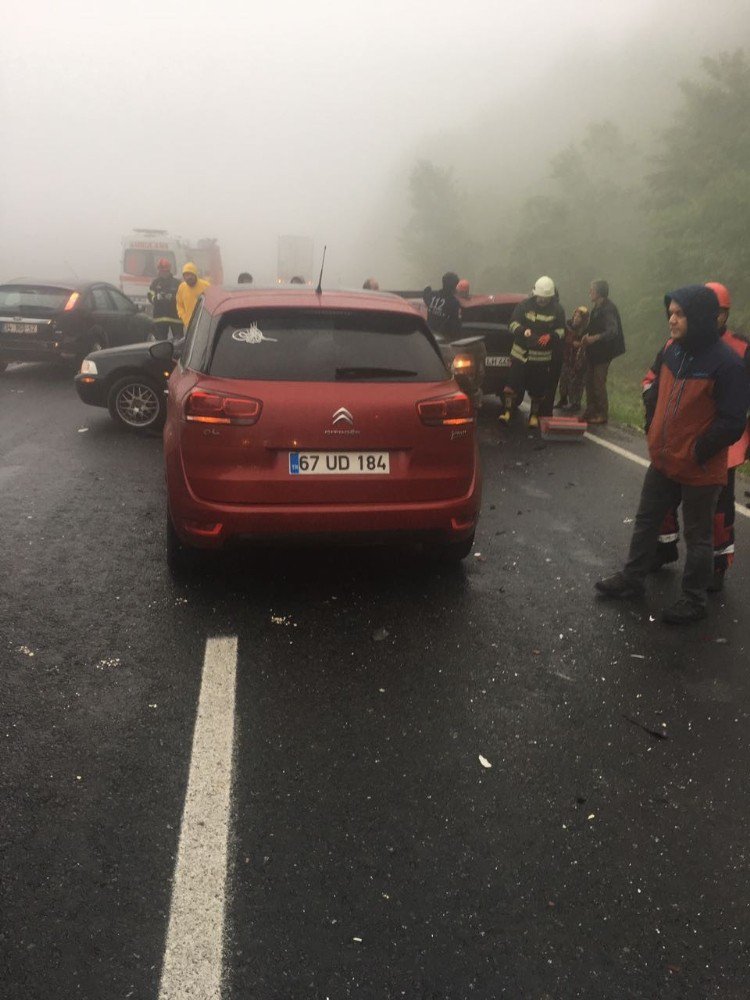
top-left (2, 363), bottom-right (749, 999)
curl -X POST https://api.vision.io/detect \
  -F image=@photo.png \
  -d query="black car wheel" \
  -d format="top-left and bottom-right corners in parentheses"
top-left (435, 533), bottom-right (475, 562)
top-left (107, 375), bottom-right (166, 432)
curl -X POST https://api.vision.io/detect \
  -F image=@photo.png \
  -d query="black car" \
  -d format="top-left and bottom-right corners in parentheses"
top-left (0, 279), bottom-right (157, 372)
top-left (75, 338), bottom-right (179, 432)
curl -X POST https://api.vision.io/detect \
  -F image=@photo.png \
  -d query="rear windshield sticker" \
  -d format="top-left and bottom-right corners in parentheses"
top-left (231, 323), bottom-right (278, 344)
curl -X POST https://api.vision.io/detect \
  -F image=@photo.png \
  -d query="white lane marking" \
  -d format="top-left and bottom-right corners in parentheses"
top-left (159, 635), bottom-right (238, 1000)
top-left (584, 432), bottom-right (750, 520)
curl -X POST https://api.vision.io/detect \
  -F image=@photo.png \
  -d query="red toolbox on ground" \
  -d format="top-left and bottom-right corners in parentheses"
top-left (539, 416), bottom-right (588, 441)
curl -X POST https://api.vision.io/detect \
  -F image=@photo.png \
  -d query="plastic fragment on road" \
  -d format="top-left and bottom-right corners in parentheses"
top-left (96, 657), bottom-right (121, 669)
top-left (18, 645), bottom-right (35, 657)
top-left (372, 627), bottom-right (390, 642)
top-left (479, 755), bottom-right (492, 769)
top-left (77, 427), bottom-right (89, 433)
top-left (539, 416), bottom-right (587, 442)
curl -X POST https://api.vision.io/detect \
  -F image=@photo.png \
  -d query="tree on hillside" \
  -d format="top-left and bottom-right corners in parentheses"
top-left (400, 160), bottom-right (477, 284)
top-left (647, 51), bottom-right (750, 330)
top-left (507, 120), bottom-right (646, 306)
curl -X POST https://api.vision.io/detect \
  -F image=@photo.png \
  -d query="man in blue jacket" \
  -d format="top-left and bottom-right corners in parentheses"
top-left (595, 284), bottom-right (748, 624)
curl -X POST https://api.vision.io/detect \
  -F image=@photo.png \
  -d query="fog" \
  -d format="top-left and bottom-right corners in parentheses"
top-left (1, 0), bottom-right (748, 288)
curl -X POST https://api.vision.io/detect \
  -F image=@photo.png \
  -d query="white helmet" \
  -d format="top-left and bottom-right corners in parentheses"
top-left (532, 276), bottom-right (555, 298)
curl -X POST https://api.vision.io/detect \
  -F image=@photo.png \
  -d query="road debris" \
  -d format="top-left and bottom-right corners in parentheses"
top-left (372, 627), bottom-right (389, 642)
top-left (478, 755), bottom-right (492, 769)
top-left (623, 715), bottom-right (668, 741)
top-left (77, 427), bottom-right (89, 433)
top-left (96, 657), bottom-right (121, 669)
top-left (18, 645), bottom-right (35, 657)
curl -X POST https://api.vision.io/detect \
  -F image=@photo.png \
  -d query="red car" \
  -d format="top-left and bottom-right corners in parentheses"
top-left (162, 286), bottom-right (481, 573)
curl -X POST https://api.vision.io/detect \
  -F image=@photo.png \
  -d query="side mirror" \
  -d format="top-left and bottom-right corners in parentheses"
top-left (149, 339), bottom-right (174, 361)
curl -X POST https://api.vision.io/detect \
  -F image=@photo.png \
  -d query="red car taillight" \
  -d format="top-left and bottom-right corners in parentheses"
top-left (417, 391), bottom-right (474, 426)
top-left (184, 389), bottom-right (262, 425)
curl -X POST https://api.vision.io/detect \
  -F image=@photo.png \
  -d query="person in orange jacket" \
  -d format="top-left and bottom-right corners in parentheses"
top-left (645, 281), bottom-right (750, 591)
top-left (176, 262), bottom-right (210, 328)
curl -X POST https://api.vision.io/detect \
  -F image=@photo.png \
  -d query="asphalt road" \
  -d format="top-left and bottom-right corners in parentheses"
top-left (2, 362), bottom-right (749, 1000)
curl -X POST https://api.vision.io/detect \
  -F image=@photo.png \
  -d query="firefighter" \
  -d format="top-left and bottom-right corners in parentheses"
top-left (500, 275), bottom-right (565, 428)
top-left (647, 281), bottom-right (750, 591)
top-left (176, 262), bottom-right (210, 328)
top-left (423, 272), bottom-right (462, 339)
top-left (456, 278), bottom-right (471, 300)
top-left (148, 258), bottom-right (182, 340)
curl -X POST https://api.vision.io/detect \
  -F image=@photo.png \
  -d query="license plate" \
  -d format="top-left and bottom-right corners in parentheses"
top-left (485, 355), bottom-right (511, 367)
top-left (2, 322), bottom-right (39, 335)
top-left (289, 451), bottom-right (390, 475)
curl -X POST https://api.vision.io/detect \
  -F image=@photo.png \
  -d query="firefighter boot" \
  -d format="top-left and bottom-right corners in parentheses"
top-left (528, 400), bottom-right (540, 429)
top-left (499, 391), bottom-right (514, 425)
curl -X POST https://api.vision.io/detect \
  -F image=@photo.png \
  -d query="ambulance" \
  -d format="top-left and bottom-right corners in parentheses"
top-left (120, 230), bottom-right (223, 310)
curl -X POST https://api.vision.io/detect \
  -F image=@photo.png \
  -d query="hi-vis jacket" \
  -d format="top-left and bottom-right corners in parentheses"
top-left (508, 296), bottom-right (565, 365)
top-left (642, 287), bottom-right (748, 486)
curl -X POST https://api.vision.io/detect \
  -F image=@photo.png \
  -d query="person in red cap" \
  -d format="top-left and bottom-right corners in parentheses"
top-left (646, 281), bottom-right (750, 591)
top-left (148, 258), bottom-right (182, 340)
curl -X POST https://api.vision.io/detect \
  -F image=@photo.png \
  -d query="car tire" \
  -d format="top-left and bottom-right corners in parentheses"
top-left (436, 533), bottom-right (475, 562)
top-left (107, 375), bottom-right (166, 433)
top-left (166, 510), bottom-right (203, 578)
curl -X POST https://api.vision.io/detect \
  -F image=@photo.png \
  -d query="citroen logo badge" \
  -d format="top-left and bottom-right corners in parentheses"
top-left (332, 407), bottom-right (354, 426)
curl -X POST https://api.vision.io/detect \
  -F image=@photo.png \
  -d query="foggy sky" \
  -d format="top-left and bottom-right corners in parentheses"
top-left (1, 0), bottom-right (748, 288)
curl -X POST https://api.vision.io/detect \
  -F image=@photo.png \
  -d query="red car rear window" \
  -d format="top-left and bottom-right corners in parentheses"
top-left (207, 309), bottom-right (448, 382)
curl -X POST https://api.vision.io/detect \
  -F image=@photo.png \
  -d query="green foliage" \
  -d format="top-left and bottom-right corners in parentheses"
top-left (401, 49), bottom-right (750, 420)
top-left (647, 52), bottom-right (750, 332)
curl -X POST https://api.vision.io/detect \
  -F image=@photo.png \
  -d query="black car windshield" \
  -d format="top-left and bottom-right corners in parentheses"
top-left (207, 309), bottom-right (448, 382)
top-left (0, 285), bottom-right (73, 316)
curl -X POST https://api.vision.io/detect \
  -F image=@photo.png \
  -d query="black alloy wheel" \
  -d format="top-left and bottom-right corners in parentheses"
top-left (107, 375), bottom-right (166, 432)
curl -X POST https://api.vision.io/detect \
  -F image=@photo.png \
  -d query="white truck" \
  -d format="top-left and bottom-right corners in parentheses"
top-left (277, 235), bottom-right (314, 285)
top-left (120, 230), bottom-right (223, 309)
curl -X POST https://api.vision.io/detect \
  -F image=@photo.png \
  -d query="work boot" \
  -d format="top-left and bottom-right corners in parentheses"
top-left (499, 410), bottom-right (511, 425)
top-left (661, 597), bottom-right (707, 625)
top-left (707, 570), bottom-right (725, 593)
top-left (594, 572), bottom-right (644, 599)
top-left (528, 413), bottom-right (540, 429)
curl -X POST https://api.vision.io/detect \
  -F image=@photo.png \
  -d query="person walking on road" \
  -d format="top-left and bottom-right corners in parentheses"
top-left (423, 272), bottom-right (462, 339)
top-left (595, 285), bottom-right (749, 624)
top-left (646, 281), bottom-right (750, 591)
top-left (148, 258), bottom-right (182, 340)
top-left (176, 262), bottom-right (210, 329)
top-left (581, 280), bottom-right (625, 425)
top-left (500, 275), bottom-right (565, 428)
top-left (557, 305), bottom-right (589, 411)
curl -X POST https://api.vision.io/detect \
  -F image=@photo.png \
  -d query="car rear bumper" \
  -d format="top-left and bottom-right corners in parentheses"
top-left (74, 374), bottom-right (107, 407)
top-left (0, 342), bottom-right (66, 364)
top-left (167, 455), bottom-right (481, 550)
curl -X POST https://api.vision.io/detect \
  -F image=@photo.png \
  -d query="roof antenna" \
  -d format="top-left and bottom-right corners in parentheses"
top-left (315, 245), bottom-right (327, 295)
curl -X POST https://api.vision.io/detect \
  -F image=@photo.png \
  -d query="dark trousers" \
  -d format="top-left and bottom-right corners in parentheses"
top-left (623, 465), bottom-right (721, 606)
top-left (584, 361), bottom-right (610, 421)
top-left (656, 467), bottom-right (737, 574)
top-left (540, 331), bottom-right (563, 417)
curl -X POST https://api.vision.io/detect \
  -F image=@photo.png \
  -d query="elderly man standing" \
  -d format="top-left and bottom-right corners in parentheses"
top-left (595, 285), bottom-right (748, 624)
top-left (581, 279), bottom-right (625, 425)
top-left (176, 262), bottom-right (210, 329)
